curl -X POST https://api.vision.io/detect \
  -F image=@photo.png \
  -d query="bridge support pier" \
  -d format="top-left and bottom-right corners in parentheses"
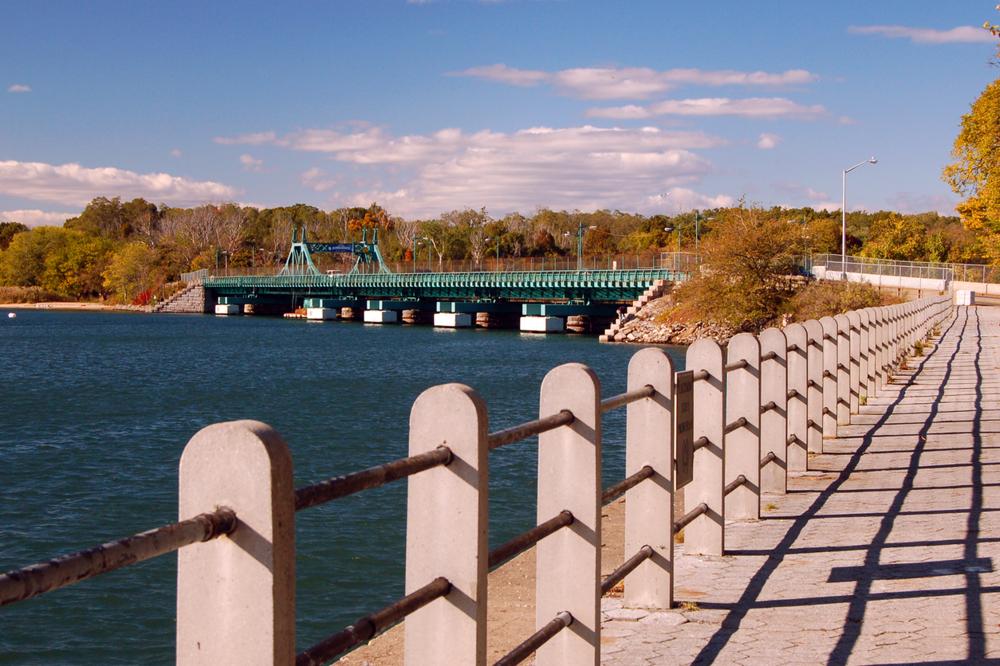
top-left (306, 308), bottom-right (338, 321)
top-left (433, 312), bottom-right (473, 328)
top-left (364, 309), bottom-right (398, 324)
top-left (215, 303), bottom-right (240, 316)
top-left (520, 316), bottom-right (564, 333)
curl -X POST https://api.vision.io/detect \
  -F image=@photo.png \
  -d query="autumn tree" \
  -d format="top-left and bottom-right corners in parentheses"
top-left (674, 205), bottom-right (799, 330)
top-left (943, 77), bottom-right (1000, 265)
top-left (103, 241), bottom-right (158, 302)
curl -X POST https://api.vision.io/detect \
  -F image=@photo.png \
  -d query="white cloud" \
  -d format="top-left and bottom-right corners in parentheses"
top-left (7, 84), bottom-right (31, 93)
top-left (588, 97), bottom-right (826, 120)
top-left (243, 124), bottom-right (729, 217)
top-left (757, 133), bottom-right (781, 149)
top-left (170, 148), bottom-right (183, 158)
top-left (240, 153), bottom-right (264, 172)
top-left (213, 131), bottom-right (277, 145)
top-left (301, 167), bottom-right (339, 192)
top-left (0, 160), bottom-right (239, 207)
top-left (848, 24), bottom-right (995, 44)
top-left (453, 64), bottom-right (818, 100)
top-left (0, 209), bottom-right (76, 227)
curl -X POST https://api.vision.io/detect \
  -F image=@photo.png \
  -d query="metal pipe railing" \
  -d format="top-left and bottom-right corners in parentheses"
top-left (488, 511), bottom-right (574, 569)
top-left (601, 465), bottom-right (655, 504)
top-left (600, 384), bottom-right (655, 413)
top-left (0, 508), bottom-right (236, 607)
top-left (294, 446), bottom-right (452, 510)
top-left (601, 545), bottom-right (654, 595)
top-left (495, 611), bottom-right (574, 666)
top-left (296, 576), bottom-right (451, 666)
top-left (487, 410), bottom-right (575, 450)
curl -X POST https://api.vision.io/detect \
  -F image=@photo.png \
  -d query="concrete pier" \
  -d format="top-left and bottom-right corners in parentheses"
top-left (520, 316), bottom-right (564, 333)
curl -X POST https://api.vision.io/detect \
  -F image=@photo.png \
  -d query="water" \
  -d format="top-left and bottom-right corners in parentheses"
top-left (0, 311), bottom-right (684, 663)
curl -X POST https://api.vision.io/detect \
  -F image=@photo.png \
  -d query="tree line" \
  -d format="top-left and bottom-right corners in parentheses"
top-left (0, 196), bottom-right (992, 303)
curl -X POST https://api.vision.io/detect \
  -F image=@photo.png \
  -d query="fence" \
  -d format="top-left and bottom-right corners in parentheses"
top-left (180, 269), bottom-right (209, 284)
top-left (0, 296), bottom-right (954, 664)
top-left (811, 253), bottom-right (1000, 285)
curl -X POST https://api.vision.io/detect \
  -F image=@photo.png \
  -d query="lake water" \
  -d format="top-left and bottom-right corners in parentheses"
top-left (0, 310), bottom-right (684, 663)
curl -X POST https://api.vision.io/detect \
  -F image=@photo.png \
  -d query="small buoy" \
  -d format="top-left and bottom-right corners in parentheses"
top-left (7, 312), bottom-right (15, 319)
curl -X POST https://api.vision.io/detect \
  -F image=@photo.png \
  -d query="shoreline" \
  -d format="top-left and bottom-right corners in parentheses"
top-left (0, 302), bottom-right (151, 312)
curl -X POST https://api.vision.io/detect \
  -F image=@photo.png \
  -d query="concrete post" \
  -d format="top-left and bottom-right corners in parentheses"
top-left (874, 308), bottom-right (887, 388)
top-left (803, 320), bottom-right (824, 454)
top-left (684, 339), bottom-right (725, 555)
top-left (834, 314), bottom-right (851, 425)
top-left (858, 309), bottom-right (874, 401)
top-left (759, 328), bottom-right (787, 494)
top-left (847, 311), bottom-right (862, 415)
top-left (405, 384), bottom-right (488, 666)
top-left (536, 363), bottom-right (601, 666)
top-left (819, 316), bottom-right (838, 438)
top-left (724, 333), bottom-right (760, 521)
top-left (177, 420), bottom-right (295, 666)
top-left (784, 323), bottom-right (808, 473)
top-left (624, 348), bottom-right (674, 609)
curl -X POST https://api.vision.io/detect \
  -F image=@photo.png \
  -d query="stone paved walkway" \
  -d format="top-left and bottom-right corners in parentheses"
top-left (602, 305), bottom-right (1000, 665)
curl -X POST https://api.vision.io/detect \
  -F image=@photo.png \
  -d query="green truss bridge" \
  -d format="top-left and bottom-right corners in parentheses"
top-left (204, 268), bottom-right (684, 304)
top-left (199, 228), bottom-right (688, 330)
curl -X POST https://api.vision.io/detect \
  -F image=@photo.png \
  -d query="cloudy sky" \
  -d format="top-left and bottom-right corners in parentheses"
top-left (1, 1), bottom-right (997, 225)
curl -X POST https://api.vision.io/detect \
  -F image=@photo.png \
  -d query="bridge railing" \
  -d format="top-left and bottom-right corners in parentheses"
top-left (811, 253), bottom-right (1000, 285)
top-left (0, 296), bottom-right (955, 664)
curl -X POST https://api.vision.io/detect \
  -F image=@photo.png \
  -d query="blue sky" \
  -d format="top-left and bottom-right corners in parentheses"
top-left (1, 1), bottom-right (997, 225)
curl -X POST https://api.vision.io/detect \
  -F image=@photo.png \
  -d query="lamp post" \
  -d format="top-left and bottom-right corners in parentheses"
top-left (841, 157), bottom-right (878, 277)
top-left (566, 222), bottom-right (597, 271)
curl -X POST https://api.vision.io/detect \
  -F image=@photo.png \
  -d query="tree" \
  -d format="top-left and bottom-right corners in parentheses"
top-left (0, 227), bottom-right (112, 298)
top-left (859, 214), bottom-right (927, 260)
top-left (674, 206), bottom-right (799, 330)
top-left (943, 77), bottom-right (1000, 265)
top-left (0, 221), bottom-right (28, 250)
top-left (103, 242), bottom-right (158, 302)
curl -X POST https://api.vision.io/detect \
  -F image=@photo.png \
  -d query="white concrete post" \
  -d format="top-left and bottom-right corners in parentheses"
top-left (784, 323), bottom-right (809, 473)
top-left (684, 339), bottom-right (725, 555)
top-left (624, 348), bottom-right (674, 609)
top-left (537, 363), bottom-right (601, 666)
top-left (759, 328), bottom-right (787, 494)
top-left (405, 383), bottom-right (489, 666)
top-left (889, 306), bottom-right (900, 367)
top-left (874, 308), bottom-right (887, 388)
top-left (834, 314), bottom-right (851, 425)
top-left (724, 333), bottom-right (760, 521)
top-left (847, 311), bottom-right (862, 415)
top-left (178, 420), bottom-right (295, 666)
top-left (858, 309), bottom-right (874, 401)
top-left (803, 320), bottom-right (824, 454)
top-left (819, 316), bottom-right (838, 438)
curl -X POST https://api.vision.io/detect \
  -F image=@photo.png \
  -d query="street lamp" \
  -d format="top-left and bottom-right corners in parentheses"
top-left (842, 157), bottom-right (877, 277)
top-left (565, 222), bottom-right (598, 271)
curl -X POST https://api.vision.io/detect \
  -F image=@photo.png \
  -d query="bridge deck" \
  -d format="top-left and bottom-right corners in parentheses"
top-left (603, 305), bottom-right (1000, 664)
top-left (203, 268), bottom-right (682, 303)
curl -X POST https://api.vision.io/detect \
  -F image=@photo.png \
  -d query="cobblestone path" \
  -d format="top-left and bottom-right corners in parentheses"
top-left (602, 305), bottom-right (1000, 665)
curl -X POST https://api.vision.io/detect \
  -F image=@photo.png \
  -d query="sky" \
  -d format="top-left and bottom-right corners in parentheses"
top-left (1, 1), bottom-right (998, 226)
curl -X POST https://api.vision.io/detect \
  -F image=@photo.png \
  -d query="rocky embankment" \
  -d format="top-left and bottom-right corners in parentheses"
top-left (611, 294), bottom-right (736, 345)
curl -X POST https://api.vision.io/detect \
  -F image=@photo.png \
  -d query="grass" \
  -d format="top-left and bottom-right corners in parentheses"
top-left (913, 340), bottom-right (926, 356)
top-left (679, 601), bottom-right (700, 612)
top-left (764, 502), bottom-right (778, 511)
top-left (860, 394), bottom-right (868, 406)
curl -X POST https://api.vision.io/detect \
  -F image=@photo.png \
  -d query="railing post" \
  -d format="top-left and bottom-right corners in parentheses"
top-left (725, 333), bottom-right (761, 520)
top-left (537, 363), bottom-right (601, 666)
top-left (847, 311), bottom-right (862, 415)
top-left (874, 308), bottom-right (888, 388)
top-left (819, 316), bottom-right (838, 438)
top-left (177, 420), bottom-right (295, 666)
top-left (784, 323), bottom-right (808, 472)
top-left (859, 309), bottom-right (875, 401)
top-left (405, 383), bottom-right (488, 666)
top-left (684, 339), bottom-right (725, 555)
top-left (624, 348), bottom-right (674, 609)
top-left (834, 314), bottom-right (851, 425)
top-left (803, 320), bottom-right (824, 453)
top-left (759, 328), bottom-right (787, 494)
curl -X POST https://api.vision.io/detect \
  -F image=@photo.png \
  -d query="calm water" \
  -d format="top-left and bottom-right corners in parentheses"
top-left (0, 310), bottom-right (683, 664)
